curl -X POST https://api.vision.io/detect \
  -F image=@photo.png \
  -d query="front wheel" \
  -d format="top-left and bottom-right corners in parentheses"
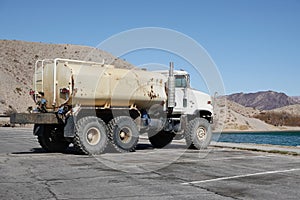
top-left (185, 118), bottom-right (212, 149)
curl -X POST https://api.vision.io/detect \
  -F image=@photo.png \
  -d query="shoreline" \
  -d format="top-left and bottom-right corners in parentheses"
top-left (215, 129), bottom-right (300, 134)
top-left (211, 142), bottom-right (300, 155)
top-left (215, 126), bottom-right (300, 133)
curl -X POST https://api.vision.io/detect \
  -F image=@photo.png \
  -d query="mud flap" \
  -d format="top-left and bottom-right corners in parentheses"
top-left (173, 115), bottom-right (187, 140)
top-left (64, 116), bottom-right (75, 138)
top-left (33, 124), bottom-right (44, 136)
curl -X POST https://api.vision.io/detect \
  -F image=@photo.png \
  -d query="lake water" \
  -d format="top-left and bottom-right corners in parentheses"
top-left (212, 131), bottom-right (300, 147)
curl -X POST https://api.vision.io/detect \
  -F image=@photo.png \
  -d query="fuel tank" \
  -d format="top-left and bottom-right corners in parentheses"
top-left (34, 59), bottom-right (167, 110)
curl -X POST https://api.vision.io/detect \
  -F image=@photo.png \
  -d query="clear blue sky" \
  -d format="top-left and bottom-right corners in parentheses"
top-left (1, 0), bottom-right (300, 96)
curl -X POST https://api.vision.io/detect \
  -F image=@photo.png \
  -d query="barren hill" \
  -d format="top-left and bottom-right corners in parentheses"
top-left (216, 99), bottom-right (300, 132)
top-left (271, 104), bottom-right (300, 115)
top-left (213, 99), bottom-right (279, 132)
top-left (0, 40), bottom-right (134, 114)
top-left (227, 91), bottom-right (298, 110)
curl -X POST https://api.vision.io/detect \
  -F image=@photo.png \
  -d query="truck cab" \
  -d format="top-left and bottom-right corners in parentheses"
top-left (156, 70), bottom-right (213, 120)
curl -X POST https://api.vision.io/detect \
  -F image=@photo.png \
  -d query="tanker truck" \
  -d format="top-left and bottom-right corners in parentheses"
top-left (10, 58), bottom-right (213, 154)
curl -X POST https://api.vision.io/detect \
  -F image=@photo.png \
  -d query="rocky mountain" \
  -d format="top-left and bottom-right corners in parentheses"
top-left (0, 40), bottom-right (134, 115)
top-left (291, 96), bottom-right (300, 104)
top-left (227, 91), bottom-right (299, 110)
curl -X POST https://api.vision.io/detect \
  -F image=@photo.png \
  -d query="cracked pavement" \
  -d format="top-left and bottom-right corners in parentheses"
top-left (0, 127), bottom-right (299, 199)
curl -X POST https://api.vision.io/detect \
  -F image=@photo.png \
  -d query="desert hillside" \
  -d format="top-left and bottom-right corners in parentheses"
top-left (222, 100), bottom-right (299, 131)
top-left (272, 104), bottom-right (300, 115)
top-left (0, 40), bottom-right (134, 115)
top-left (213, 99), bottom-right (300, 132)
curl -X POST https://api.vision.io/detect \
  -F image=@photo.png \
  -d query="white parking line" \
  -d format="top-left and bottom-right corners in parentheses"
top-left (181, 168), bottom-right (300, 185)
top-left (177, 155), bottom-right (271, 163)
top-left (203, 155), bottom-right (270, 161)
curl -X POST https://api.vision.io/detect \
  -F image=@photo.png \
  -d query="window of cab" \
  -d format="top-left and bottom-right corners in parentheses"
top-left (175, 75), bottom-right (189, 88)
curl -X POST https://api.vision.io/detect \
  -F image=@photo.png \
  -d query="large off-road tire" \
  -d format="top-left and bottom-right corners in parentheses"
top-left (185, 118), bottom-right (212, 149)
top-left (73, 116), bottom-right (108, 155)
top-left (148, 131), bottom-right (174, 148)
top-left (34, 124), bottom-right (70, 153)
top-left (108, 116), bottom-right (139, 153)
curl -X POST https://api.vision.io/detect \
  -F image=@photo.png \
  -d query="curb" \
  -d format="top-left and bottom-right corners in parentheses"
top-left (211, 141), bottom-right (300, 156)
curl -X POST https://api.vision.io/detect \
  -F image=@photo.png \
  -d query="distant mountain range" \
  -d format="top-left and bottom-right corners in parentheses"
top-left (227, 91), bottom-right (299, 110)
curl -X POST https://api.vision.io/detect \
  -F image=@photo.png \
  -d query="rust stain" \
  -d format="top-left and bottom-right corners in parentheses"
top-left (147, 86), bottom-right (159, 100)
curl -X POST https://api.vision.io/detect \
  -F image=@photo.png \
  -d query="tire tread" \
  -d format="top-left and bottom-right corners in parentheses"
top-left (108, 116), bottom-right (139, 153)
top-left (73, 116), bottom-right (108, 155)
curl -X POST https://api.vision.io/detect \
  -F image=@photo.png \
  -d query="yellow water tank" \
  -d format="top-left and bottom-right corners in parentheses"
top-left (35, 59), bottom-right (167, 110)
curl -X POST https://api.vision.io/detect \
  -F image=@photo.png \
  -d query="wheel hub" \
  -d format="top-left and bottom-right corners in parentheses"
top-left (196, 127), bottom-right (206, 141)
top-left (119, 127), bottom-right (132, 143)
top-left (86, 127), bottom-right (101, 145)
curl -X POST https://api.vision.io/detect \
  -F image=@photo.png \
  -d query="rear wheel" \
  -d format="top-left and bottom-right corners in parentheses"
top-left (73, 116), bottom-right (108, 155)
top-left (108, 116), bottom-right (139, 152)
top-left (34, 124), bottom-right (70, 153)
top-left (185, 118), bottom-right (212, 149)
top-left (148, 131), bottom-right (174, 148)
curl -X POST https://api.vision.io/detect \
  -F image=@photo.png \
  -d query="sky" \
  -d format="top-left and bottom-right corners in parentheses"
top-left (0, 0), bottom-right (300, 96)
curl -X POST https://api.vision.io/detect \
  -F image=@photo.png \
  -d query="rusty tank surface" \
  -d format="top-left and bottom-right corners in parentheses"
top-left (34, 58), bottom-right (167, 110)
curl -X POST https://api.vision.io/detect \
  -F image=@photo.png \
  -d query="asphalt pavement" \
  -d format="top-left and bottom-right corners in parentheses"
top-left (0, 127), bottom-right (299, 200)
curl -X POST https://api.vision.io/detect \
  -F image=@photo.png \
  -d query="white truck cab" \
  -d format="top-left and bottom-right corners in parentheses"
top-left (156, 70), bottom-right (213, 117)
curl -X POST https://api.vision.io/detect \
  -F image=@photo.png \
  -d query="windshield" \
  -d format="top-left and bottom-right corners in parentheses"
top-left (175, 75), bottom-right (188, 87)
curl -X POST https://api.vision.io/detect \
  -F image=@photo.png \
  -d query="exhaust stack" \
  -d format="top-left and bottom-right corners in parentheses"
top-left (168, 62), bottom-right (175, 113)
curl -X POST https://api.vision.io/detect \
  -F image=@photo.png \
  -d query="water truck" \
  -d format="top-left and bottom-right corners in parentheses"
top-left (11, 58), bottom-right (213, 154)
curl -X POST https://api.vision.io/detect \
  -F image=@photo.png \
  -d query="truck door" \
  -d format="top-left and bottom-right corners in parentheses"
top-left (173, 75), bottom-right (188, 113)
